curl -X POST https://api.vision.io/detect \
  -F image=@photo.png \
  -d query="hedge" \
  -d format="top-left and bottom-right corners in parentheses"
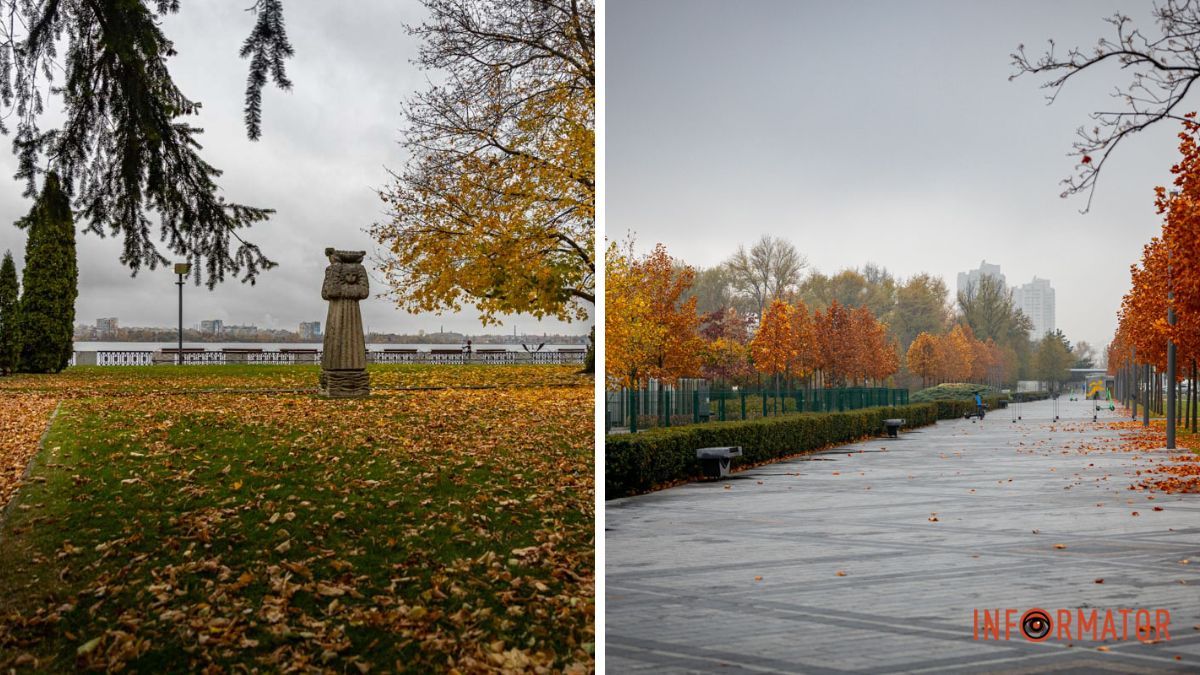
top-left (606, 403), bottom-right (942, 499)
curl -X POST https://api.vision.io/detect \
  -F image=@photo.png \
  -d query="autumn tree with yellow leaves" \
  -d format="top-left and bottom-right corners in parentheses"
top-left (373, 0), bottom-right (595, 330)
top-left (750, 300), bottom-right (797, 378)
top-left (605, 242), bottom-right (702, 389)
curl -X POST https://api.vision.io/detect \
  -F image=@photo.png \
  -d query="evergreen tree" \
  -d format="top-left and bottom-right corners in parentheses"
top-left (17, 173), bottom-right (78, 373)
top-left (0, 251), bottom-right (18, 374)
top-left (0, 1), bottom-right (293, 286)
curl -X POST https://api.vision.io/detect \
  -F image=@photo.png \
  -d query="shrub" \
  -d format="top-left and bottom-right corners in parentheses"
top-left (912, 383), bottom-right (997, 402)
top-left (606, 403), bottom-right (941, 498)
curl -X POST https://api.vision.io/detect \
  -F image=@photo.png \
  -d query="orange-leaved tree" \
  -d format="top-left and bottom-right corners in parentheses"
top-left (605, 241), bottom-right (702, 389)
top-left (750, 299), bottom-right (797, 386)
top-left (906, 332), bottom-right (938, 387)
top-left (814, 300), bottom-right (855, 386)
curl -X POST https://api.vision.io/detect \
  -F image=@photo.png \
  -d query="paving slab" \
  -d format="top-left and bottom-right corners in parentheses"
top-left (606, 399), bottom-right (1200, 673)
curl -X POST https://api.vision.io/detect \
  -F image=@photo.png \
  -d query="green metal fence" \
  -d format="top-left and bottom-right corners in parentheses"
top-left (605, 386), bottom-right (909, 433)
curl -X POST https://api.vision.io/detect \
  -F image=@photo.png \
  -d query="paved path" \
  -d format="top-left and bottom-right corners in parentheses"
top-left (606, 399), bottom-right (1200, 673)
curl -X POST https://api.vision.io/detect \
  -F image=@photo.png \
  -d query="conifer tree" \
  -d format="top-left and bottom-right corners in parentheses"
top-left (0, 1), bottom-right (293, 286)
top-left (0, 250), bottom-right (18, 374)
top-left (17, 173), bottom-right (78, 373)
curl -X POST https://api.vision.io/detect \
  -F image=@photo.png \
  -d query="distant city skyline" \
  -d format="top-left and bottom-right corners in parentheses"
top-left (956, 260), bottom-right (1006, 300)
top-left (77, 315), bottom-right (583, 342)
top-left (957, 260), bottom-right (1057, 339)
top-left (1012, 276), bottom-right (1056, 340)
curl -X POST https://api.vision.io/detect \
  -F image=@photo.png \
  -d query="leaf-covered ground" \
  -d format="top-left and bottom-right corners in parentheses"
top-left (0, 395), bottom-right (58, 509)
top-left (0, 365), bottom-right (594, 673)
top-left (0, 364), bottom-right (586, 396)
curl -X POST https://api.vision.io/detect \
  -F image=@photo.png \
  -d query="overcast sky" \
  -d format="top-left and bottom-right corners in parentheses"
top-left (609, 0), bottom-right (1178, 353)
top-left (0, 1), bottom-right (588, 339)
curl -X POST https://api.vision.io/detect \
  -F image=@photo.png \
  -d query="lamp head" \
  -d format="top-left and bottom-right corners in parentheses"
top-left (174, 262), bottom-right (192, 276)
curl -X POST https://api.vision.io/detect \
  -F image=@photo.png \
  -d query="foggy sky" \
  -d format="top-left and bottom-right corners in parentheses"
top-left (608, 0), bottom-right (1177, 354)
top-left (0, 1), bottom-right (589, 339)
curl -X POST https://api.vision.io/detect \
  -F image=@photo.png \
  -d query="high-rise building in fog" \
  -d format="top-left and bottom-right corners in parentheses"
top-left (956, 260), bottom-right (1006, 299)
top-left (299, 321), bottom-right (322, 340)
top-left (96, 317), bottom-right (118, 336)
top-left (200, 319), bottom-right (224, 335)
top-left (1012, 277), bottom-right (1056, 338)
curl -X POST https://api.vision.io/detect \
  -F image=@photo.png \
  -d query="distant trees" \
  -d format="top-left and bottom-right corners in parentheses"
top-left (16, 174), bottom-right (78, 373)
top-left (0, 251), bottom-right (18, 374)
top-left (606, 236), bottom-right (1087, 393)
top-left (801, 266), bottom-right (896, 318)
top-left (890, 273), bottom-right (951, 351)
top-left (811, 301), bottom-right (896, 387)
top-left (699, 307), bottom-right (754, 384)
top-left (905, 325), bottom-right (1011, 388)
top-left (726, 235), bottom-right (806, 321)
top-left (957, 275), bottom-right (1031, 343)
top-left (1034, 331), bottom-right (1075, 393)
top-left (1073, 340), bottom-right (1098, 369)
top-left (686, 265), bottom-right (742, 316)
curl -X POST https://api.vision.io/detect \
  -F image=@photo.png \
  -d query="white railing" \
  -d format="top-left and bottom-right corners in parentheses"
top-left (73, 349), bottom-right (586, 367)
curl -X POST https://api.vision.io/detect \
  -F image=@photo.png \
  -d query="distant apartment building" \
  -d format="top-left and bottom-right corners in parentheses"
top-left (1013, 276), bottom-right (1056, 338)
top-left (956, 261), bottom-right (1006, 299)
top-left (224, 324), bottom-right (258, 339)
top-left (199, 319), bottom-right (224, 335)
top-left (96, 317), bottom-right (118, 335)
top-left (299, 321), bottom-right (322, 340)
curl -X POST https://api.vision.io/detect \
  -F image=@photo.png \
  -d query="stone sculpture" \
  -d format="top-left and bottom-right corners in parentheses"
top-left (320, 248), bottom-right (370, 398)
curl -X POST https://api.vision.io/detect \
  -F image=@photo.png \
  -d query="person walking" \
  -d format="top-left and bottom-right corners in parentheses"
top-left (974, 392), bottom-right (984, 418)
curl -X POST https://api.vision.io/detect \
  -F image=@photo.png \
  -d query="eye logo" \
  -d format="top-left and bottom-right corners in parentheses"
top-left (1021, 608), bottom-right (1052, 642)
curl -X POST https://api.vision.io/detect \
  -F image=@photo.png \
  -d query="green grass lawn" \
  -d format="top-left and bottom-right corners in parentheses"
top-left (0, 365), bottom-right (594, 673)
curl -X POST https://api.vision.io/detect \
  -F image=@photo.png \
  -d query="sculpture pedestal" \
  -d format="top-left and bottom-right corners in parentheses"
top-left (319, 369), bottom-right (370, 398)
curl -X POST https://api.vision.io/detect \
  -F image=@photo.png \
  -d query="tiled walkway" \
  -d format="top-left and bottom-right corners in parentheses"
top-left (606, 399), bottom-right (1200, 673)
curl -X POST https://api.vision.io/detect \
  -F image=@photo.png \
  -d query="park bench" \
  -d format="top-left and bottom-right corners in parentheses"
top-left (883, 418), bottom-right (906, 438)
top-left (155, 347), bottom-right (205, 364)
top-left (281, 348), bottom-right (319, 364)
top-left (696, 446), bottom-right (742, 479)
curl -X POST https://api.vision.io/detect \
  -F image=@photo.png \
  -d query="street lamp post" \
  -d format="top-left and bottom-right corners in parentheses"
top-left (1144, 363), bottom-right (1151, 427)
top-left (1168, 291), bottom-right (1177, 449)
top-left (174, 262), bottom-right (191, 366)
top-left (1131, 347), bottom-right (1138, 421)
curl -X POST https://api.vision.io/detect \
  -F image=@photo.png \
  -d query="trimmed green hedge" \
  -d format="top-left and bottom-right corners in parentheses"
top-left (606, 403), bottom-right (941, 499)
top-left (933, 395), bottom-right (1008, 418)
top-left (912, 383), bottom-right (996, 402)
